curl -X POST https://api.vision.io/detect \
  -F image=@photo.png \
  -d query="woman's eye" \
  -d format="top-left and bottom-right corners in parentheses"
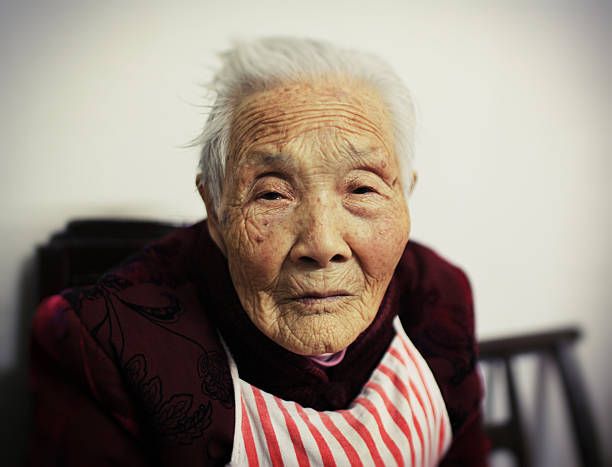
top-left (259, 191), bottom-right (283, 201)
top-left (352, 186), bottom-right (374, 195)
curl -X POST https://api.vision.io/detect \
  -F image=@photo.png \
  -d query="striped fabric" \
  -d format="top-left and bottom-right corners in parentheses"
top-left (225, 317), bottom-right (452, 466)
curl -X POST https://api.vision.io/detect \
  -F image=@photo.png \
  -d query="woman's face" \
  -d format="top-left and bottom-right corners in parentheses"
top-left (203, 78), bottom-right (412, 355)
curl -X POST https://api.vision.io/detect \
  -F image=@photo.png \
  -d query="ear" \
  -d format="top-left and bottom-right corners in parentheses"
top-left (408, 170), bottom-right (418, 195)
top-left (196, 174), bottom-right (227, 257)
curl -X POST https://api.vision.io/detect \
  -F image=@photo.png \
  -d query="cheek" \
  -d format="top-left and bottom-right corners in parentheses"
top-left (357, 212), bottom-right (410, 280)
top-left (227, 209), bottom-right (293, 284)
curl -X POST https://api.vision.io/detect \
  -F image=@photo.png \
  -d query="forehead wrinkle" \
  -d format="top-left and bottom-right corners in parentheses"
top-left (235, 100), bottom-right (382, 124)
top-left (240, 118), bottom-right (383, 150)
top-left (235, 127), bottom-right (394, 171)
top-left (234, 102), bottom-right (384, 138)
top-left (233, 111), bottom-right (389, 157)
top-left (229, 83), bottom-right (396, 171)
top-left (249, 131), bottom-right (394, 176)
top-left (233, 125), bottom-right (394, 172)
top-left (231, 90), bottom-right (388, 136)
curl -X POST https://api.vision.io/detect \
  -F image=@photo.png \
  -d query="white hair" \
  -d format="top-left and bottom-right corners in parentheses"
top-left (197, 37), bottom-right (416, 211)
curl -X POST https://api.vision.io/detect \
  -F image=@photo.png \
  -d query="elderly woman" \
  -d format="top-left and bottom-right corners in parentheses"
top-left (30, 38), bottom-right (488, 466)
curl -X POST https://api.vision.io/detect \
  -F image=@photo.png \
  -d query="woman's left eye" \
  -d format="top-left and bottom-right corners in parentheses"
top-left (352, 186), bottom-right (374, 195)
top-left (259, 191), bottom-right (283, 201)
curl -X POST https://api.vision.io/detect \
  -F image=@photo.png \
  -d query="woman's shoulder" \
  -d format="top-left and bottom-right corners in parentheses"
top-left (48, 222), bottom-right (220, 353)
top-left (399, 240), bottom-right (473, 302)
top-left (394, 239), bottom-right (475, 355)
top-left (393, 240), bottom-right (474, 338)
top-left (394, 240), bottom-right (482, 440)
top-left (395, 239), bottom-right (476, 365)
top-left (31, 222), bottom-right (236, 463)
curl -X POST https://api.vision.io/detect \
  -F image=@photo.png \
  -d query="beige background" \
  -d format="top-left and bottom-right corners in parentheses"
top-left (1, 1), bottom-right (610, 465)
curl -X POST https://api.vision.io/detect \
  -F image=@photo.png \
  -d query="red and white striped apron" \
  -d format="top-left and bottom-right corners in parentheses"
top-left (224, 317), bottom-right (452, 466)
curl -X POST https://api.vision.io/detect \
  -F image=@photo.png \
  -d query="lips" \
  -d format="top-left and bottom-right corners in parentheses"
top-left (292, 291), bottom-right (351, 305)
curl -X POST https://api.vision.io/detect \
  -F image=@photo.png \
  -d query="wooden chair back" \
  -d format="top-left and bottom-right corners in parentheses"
top-left (479, 328), bottom-right (603, 466)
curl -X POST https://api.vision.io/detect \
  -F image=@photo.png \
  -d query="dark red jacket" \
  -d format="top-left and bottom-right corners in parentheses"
top-left (29, 221), bottom-right (488, 466)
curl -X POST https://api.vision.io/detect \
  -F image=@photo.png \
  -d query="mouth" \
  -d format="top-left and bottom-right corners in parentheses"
top-left (292, 291), bottom-right (351, 305)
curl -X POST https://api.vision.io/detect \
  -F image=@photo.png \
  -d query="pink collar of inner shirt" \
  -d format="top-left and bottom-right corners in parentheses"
top-left (306, 348), bottom-right (347, 367)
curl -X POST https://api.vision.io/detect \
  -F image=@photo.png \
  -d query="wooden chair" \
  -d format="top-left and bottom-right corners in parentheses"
top-left (37, 218), bottom-right (179, 302)
top-left (479, 328), bottom-right (603, 467)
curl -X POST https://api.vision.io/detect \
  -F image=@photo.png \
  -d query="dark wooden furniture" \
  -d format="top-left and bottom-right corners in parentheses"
top-left (37, 219), bottom-right (179, 302)
top-left (479, 328), bottom-right (603, 467)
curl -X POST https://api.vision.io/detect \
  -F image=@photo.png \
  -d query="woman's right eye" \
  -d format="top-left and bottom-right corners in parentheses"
top-left (259, 191), bottom-right (283, 201)
top-left (352, 186), bottom-right (375, 195)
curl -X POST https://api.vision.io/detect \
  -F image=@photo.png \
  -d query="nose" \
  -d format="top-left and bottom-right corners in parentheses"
top-left (289, 197), bottom-right (352, 268)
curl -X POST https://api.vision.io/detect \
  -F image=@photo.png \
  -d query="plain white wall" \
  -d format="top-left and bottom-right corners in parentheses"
top-left (1, 0), bottom-right (610, 465)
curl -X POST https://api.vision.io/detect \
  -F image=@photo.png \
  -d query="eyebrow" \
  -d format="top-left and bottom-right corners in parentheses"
top-left (343, 142), bottom-right (388, 169)
top-left (247, 151), bottom-right (293, 165)
top-left (345, 142), bottom-right (372, 159)
top-left (245, 145), bottom-right (393, 182)
top-left (247, 143), bottom-right (376, 164)
top-left (245, 151), bottom-right (297, 170)
top-left (341, 142), bottom-right (398, 188)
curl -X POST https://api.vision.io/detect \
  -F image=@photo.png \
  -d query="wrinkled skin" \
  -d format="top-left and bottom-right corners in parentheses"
top-left (199, 77), bottom-right (413, 356)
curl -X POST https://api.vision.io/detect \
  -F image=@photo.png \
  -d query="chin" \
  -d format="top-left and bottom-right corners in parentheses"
top-left (276, 310), bottom-right (371, 356)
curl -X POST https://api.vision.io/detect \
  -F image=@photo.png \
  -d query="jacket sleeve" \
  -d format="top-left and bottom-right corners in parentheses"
top-left (440, 408), bottom-right (489, 466)
top-left (29, 295), bottom-right (153, 467)
top-left (436, 270), bottom-right (490, 466)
